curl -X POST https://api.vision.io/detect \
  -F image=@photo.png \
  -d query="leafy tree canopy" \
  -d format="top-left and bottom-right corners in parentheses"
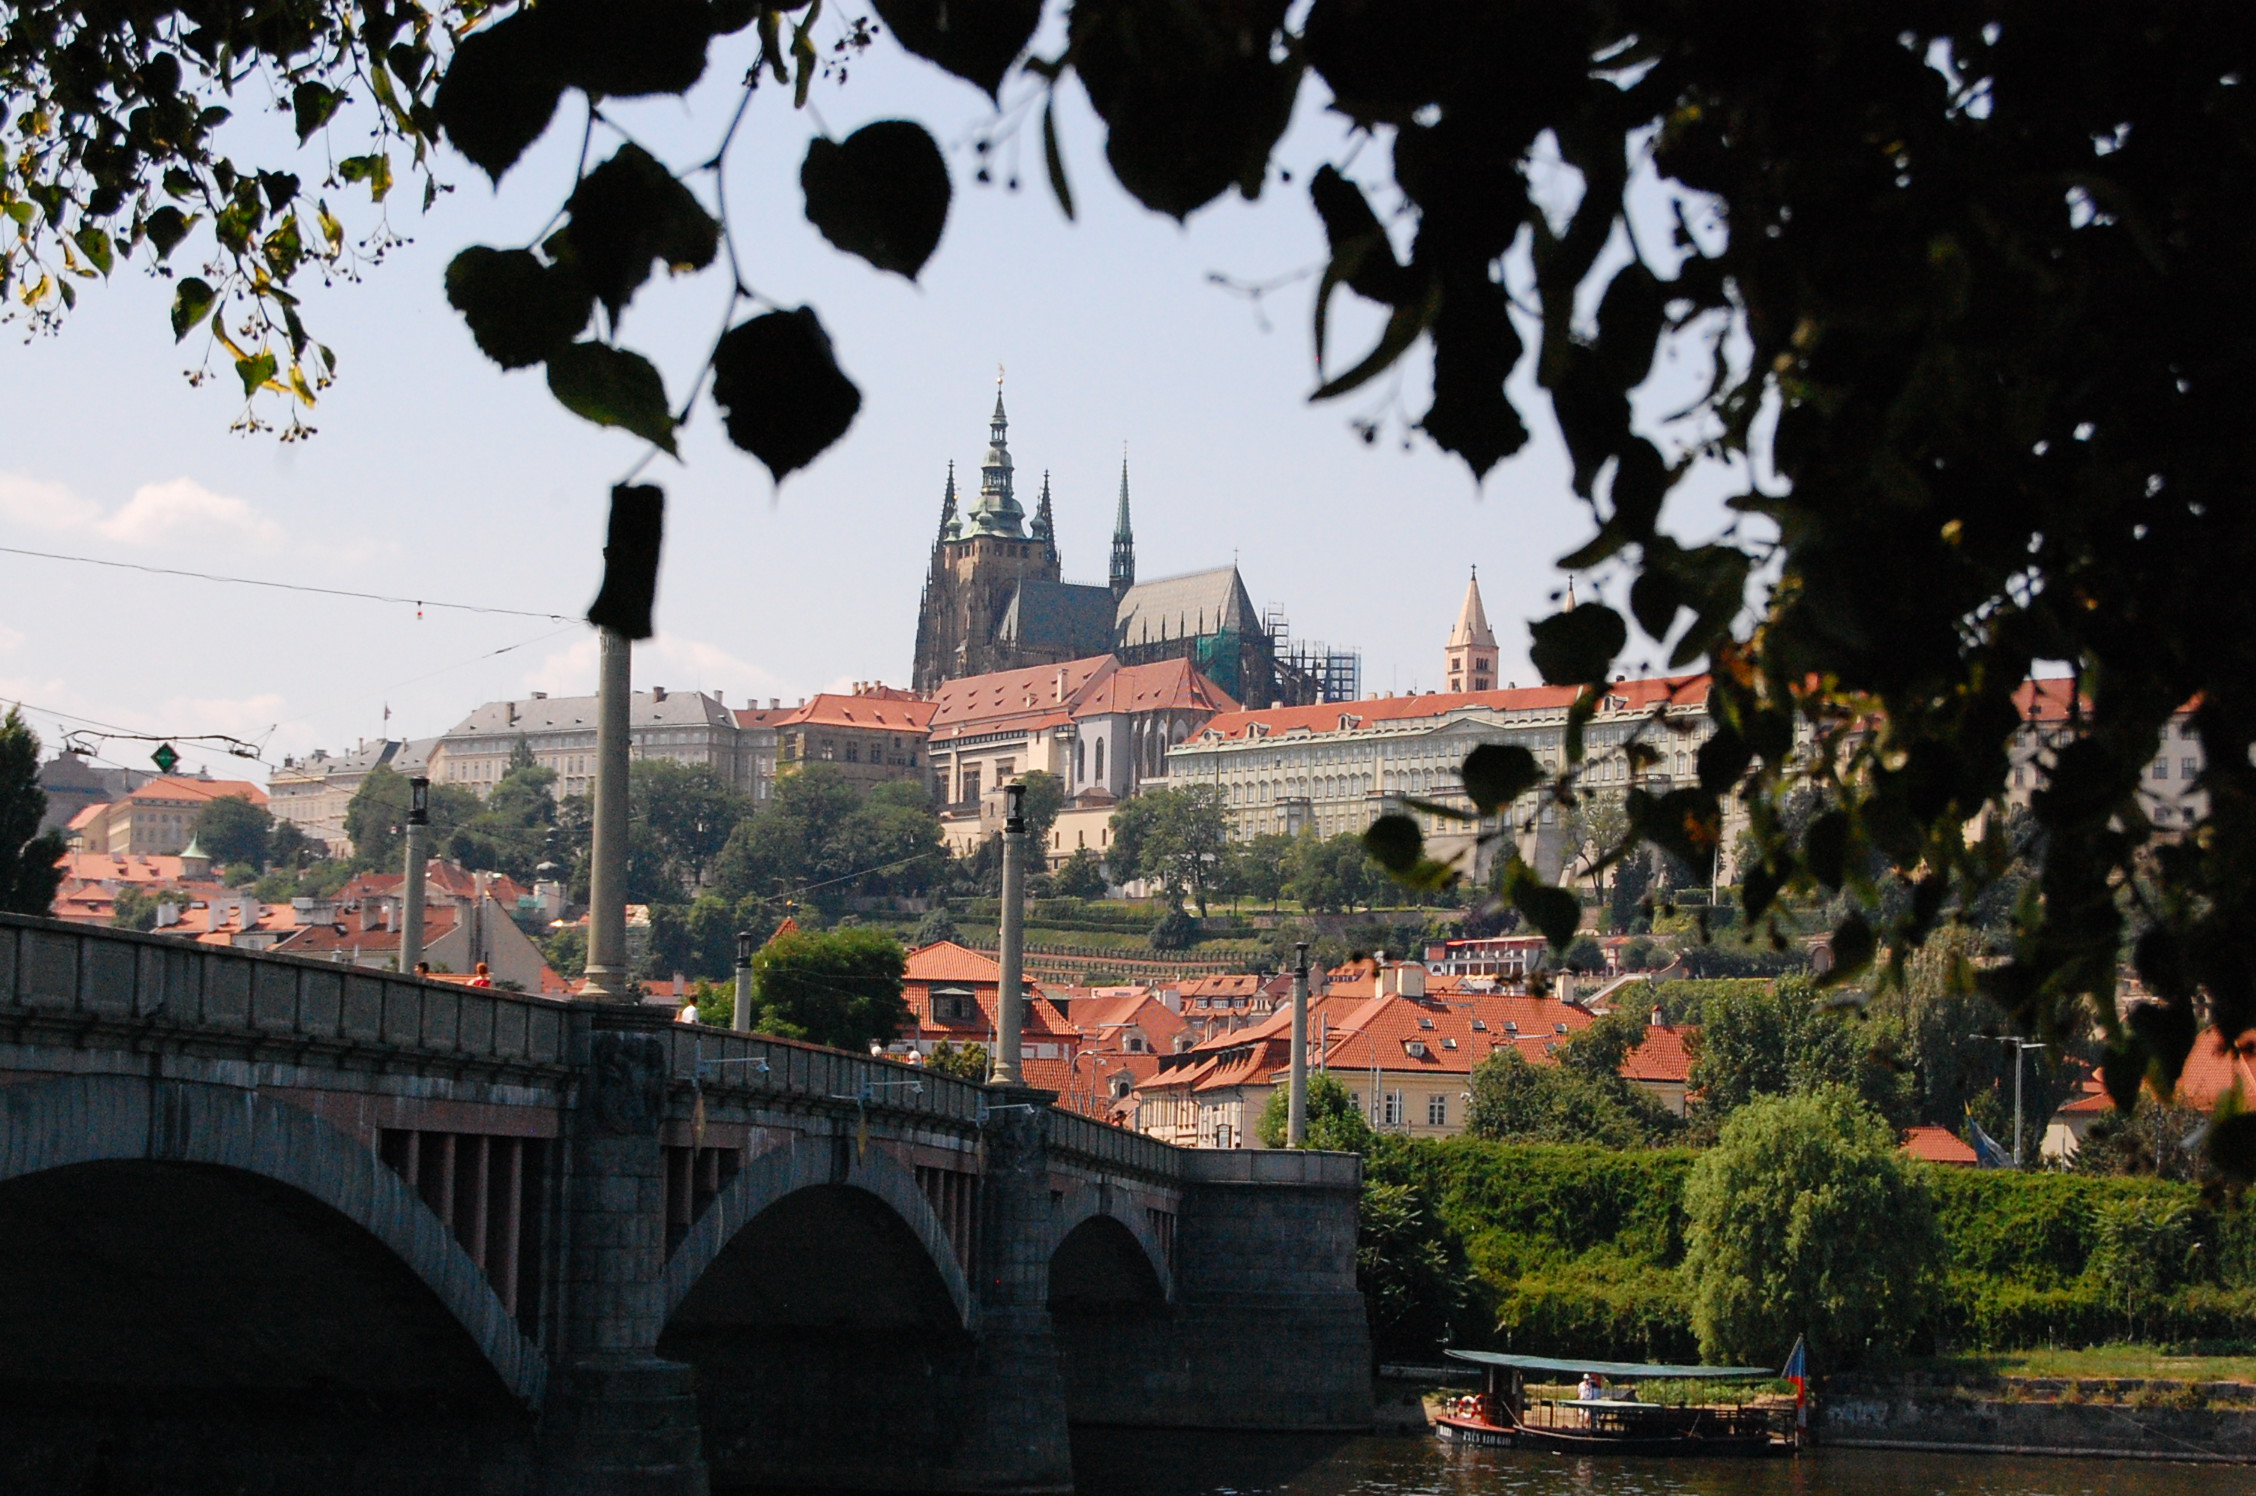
top-left (1464, 1015), bottom-right (1683, 1150)
top-left (748, 924), bottom-right (909, 1053)
top-left (190, 792), bottom-right (270, 869)
top-left (1257, 1070), bottom-right (1375, 1152)
top-left (18, 4), bottom-right (2256, 1171)
top-left (1683, 1085), bottom-right (1944, 1371)
top-left (1107, 785), bottom-right (1229, 915)
top-left (0, 708), bottom-right (67, 916)
top-left (710, 765), bottom-right (943, 920)
top-left (343, 763), bottom-right (477, 874)
top-left (1050, 847), bottom-right (1108, 901)
top-left (1687, 974), bottom-right (1914, 1134)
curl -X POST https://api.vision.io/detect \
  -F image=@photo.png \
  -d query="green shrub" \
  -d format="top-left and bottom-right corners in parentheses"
top-left (1684, 1085), bottom-right (1944, 1368)
top-left (1496, 1260), bottom-right (1698, 1363)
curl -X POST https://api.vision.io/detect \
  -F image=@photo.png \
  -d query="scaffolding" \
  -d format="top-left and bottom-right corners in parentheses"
top-left (1263, 607), bottom-right (1362, 705)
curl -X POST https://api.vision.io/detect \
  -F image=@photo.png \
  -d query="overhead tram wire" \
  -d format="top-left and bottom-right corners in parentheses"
top-left (0, 544), bottom-right (575, 622)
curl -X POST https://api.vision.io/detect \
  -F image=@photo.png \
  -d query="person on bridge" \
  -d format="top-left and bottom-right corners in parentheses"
top-left (469, 963), bottom-right (493, 988)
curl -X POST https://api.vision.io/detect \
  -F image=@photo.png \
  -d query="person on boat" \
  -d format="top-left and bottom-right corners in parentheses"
top-left (1576, 1373), bottom-right (1601, 1402)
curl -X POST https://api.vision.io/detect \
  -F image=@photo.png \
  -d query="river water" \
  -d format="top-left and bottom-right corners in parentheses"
top-left (1069, 1431), bottom-right (2227, 1496)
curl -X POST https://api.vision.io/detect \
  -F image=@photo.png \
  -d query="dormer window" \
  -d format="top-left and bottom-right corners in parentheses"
top-left (1471, 1019), bottom-right (1487, 1031)
top-left (1554, 1022), bottom-right (1568, 1034)
top-left (1417, 1017), bottom-right (1435, 1030)
top-left (1504, 1021), bottom-right (1518, 1034)
top-left (1442, 1037), bottom-right (1458, 1050)
top-left (1404, 1040), bottom-right (1429, 1058)
top-left (932, 987), bottom-right (977, 1023)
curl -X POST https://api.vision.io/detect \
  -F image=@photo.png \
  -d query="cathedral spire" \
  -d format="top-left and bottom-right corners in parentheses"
top-left (1109, 448), bottom-right (1136, 597)
top-left (1032, 470), bottom-right (1056, 556)
top-left (937, 461), bottom-right (959, 541)
top-left (964, 375), bottom-right (1025, 537)
top-left (1446, 565), bottom-right (1500, 694)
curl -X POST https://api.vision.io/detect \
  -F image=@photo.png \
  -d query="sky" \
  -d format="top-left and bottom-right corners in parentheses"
top-left (0, 22), bottom-right (1752, 787)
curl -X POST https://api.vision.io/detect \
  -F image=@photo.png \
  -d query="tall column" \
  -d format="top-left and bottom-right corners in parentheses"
top-left (1288, 940), bottom-right (1310, 1146)
top-left (964, 1090), bottom-right (1071, 1488)
top-left (540, 1004), bottom-right (708, 1494)
top-left (399, 775), bottom-right (429, 975)
top-left (582, 628), bottom-right (631, 1000)
top-left (989, 781), bottom-right (1026, 1085)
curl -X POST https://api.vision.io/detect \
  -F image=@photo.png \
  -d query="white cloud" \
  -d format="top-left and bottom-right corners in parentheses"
top-left (0, 469), bottom-right (288, 553)
top-left (0, 471), bottom-right (104, 535)
top-left (99, 477), bottom-right (286, 552)
top-left (0, 624), bottom-right (25, 653)
top-left (524, 631), bottom-right (803, 707)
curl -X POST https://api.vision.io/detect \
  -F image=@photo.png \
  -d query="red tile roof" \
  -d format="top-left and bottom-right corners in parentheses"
top-left (1901, 1125), bottom-right (1979, 1165)
top-left (54, 852), bottom-right (191, 886)
top-left (1193, 674), bottom-right (1711, 744)
top-left (1072, 657), bottom-right (1237, 716)
top-left (272, 906), bottom-right (460, 957)
top-left (929, 656), bottom-right (1115, 733)
top-left (775, 693), bottom-right (938, 732)
top-left (1620, 1022), bottom-right (1697, 1085)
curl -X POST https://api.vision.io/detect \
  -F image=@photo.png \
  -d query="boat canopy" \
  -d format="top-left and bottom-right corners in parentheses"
top-left (1445, 1349), bottom-right (1775, 1380)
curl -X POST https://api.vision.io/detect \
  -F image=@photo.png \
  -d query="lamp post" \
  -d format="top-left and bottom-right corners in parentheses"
top-left (1971, 1034), bottom-right (2048, 1167)
top-left (399, 775), bottom-right (429, 976)
top-left (1326, 1024), bottom-right (1387, 1130)
top-left (582, 627), bottom-right (631, 999)
top-left (733, 929), bottom-right (756, 1033)
top-left (990, 780), bottom-right (1027, 1085)
top-left (1288, 940), bottom-right (1310, 1146)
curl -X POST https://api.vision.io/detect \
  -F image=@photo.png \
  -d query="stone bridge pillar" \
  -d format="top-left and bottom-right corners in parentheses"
top-left (963, 1086), bottom-right (1073, 1492)
top-left (540, 1004), bottom-right (709, 1496)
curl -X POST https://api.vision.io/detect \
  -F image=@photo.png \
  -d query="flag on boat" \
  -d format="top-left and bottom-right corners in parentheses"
top-left (1782, 1335), bottom-right (1807, 1408)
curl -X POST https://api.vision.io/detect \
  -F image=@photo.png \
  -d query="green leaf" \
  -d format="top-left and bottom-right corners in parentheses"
top-left (1362, 813), bottom-right (1423, 875)
top-left (548, 0), bottom-right (714, 98)
top-left (433, 13), bottom-right (567, 181)
top-left (1818, 913), bottom-right (1876, 988)
top-left (72, 227), bottom-right (112, 276)
top-left (1629, 565), bottom-right (1684, 643)
top-left (546, 341), bottom-right (678, 452)
top-left (1803, 810), bottom-right (1849, 889)
top-left (1461, 743), bottom-right (1541, 813)
top-left (800, 121), bottom-right (952, 281)
top-left (292, 82), bottom-right (342, 143)
top-left (1042, 93), bottom-right (1075, 222)
top-left (144, 207), bottom-right (193, 260)
top-left (1741, 859), bottom-right (1784, 921)
top-left (234, 349), bottom-right (278, 397)
top-left (2203, 1109), bottom-right (2256, 1185)
top-left (1421, 261), bottom-right (1526, 478)
top-left (1694, 724), bottom-right (1752, 794)
top-left (1069, 0), bottom-right (1301, 220)
top-left (1503, 859), bottom-right (1580, 949)
top-left (337, 153), bottom-right (393, 202)
top-left (1627, 786), bottom-right (1723, 873)
top-left (170, 277), bottom-right (216, 340)
top-left (552, 144), bottom-right (719, 320)
top-left (708, 306), bottom-right (863, 481)
top-left (1313, 277), bottom-right (1439, 400)
top-left (444, 246), bottom-right (593, 369)
top-left (872, 0), bottom-right (1041, 99)
top-left (1528, 602), bottom-right (1626, 686)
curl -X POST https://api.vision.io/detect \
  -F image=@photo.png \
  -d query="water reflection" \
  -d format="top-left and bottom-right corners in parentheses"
top-left (1069, 1430), bottom-right (2227, 1496)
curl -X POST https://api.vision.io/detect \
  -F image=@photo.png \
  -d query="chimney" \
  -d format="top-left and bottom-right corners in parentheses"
top-left (507, 702), bottom-right (518, 726)
top-left (1056, 668), bottom-right (1067, 702)
top-left (652, 686), bottom-right (667, 703)
top-left (1651, 1006), bottom-right (1665, 1027)
top-left (769, 698), bottom-right (780, 710)
top-left (531, 690), bottom-right (547, 699)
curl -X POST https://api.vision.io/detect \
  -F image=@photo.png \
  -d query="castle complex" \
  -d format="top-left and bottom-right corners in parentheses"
top-left (908, 386), bottom-right (1352, 708)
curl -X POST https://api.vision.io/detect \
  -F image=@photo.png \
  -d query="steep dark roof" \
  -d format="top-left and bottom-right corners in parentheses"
top-left (999, 580), bottom-right (1117, 658)
top-left (1113, 567), bottom-right (1254, 646)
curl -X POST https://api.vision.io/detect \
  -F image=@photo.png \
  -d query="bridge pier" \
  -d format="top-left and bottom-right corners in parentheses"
top-left (540, 1006), bottom-right (709, 1496)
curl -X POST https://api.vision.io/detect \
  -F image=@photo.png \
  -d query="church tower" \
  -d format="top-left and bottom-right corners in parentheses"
top-left (910, 380), bottom-right (1068, 693)
top-left (1109, 453), bottom-right (1136, 598)
top-left (1445, 567), bottom-right (1498, 694)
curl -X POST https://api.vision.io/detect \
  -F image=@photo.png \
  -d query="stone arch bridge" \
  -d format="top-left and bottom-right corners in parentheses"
top-left (0, 915), bottom-right (1367, 1494)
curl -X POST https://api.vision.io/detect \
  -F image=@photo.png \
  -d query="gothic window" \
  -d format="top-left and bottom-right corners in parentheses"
top-left (1095, 738), bottom-right (1106, 782)
top-left (1077, 739), bottom-right (1087, 780)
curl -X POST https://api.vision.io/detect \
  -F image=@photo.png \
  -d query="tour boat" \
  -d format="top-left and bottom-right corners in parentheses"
top-left (1433, 1350), bottom-right (1795, 1457)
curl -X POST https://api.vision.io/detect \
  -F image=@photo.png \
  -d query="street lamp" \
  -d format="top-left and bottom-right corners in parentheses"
top-left (1324, 1024), bottom-right (1389, 1130)
top-left (1970, 1033), bottom-right (2048, 1168)
top-left (400, 776), bottom-right (430, 977)
top-left (733, 929), bottom-right (756, 1033)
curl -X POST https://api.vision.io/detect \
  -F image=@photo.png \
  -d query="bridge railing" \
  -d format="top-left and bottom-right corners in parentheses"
top-left (662, 1022), bottom-right (990, 1132)
top-left (0, 914), bottom-right (574, 1071)
top-left (1044, 1105), bottom-right (1181, 1181)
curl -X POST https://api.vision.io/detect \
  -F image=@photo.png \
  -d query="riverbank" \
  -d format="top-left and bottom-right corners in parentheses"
top-left (1817, 1372), bottom-right (2256, 1463)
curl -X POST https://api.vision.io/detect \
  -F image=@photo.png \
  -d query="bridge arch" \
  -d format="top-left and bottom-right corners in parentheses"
top-left (0, 1073), bottom-right (544, 1407)
top-left (661, 1135), bottom-right (970, 1327)
top-left (658, 1136), bottom-right (981, 1489)
top-left (1047, 1181), bottom-right (1173, 1306)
